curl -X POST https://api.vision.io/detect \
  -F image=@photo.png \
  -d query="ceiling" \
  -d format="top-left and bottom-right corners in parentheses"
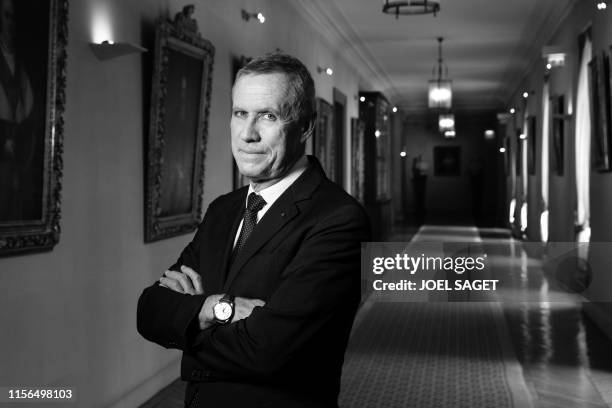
top-left (293, 0), bottom-right (576, 112)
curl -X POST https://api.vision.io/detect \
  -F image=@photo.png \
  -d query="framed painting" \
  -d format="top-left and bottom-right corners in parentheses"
top-left (527, 116), bottom-right (536, 175)
top-left (591, 51), bottom-right (612, 172)
top-left (0, 0), bottom-right (69, 256)
top-left (515, 130), bottom-right (523, 177)
top-left (550, 95), bottom-right (564, 176)
top-left (503, 136), bottom-right (510, 176)
top-left (433, 146), bottom-right (461, 177)
top-left (314, 98), bottom-right (335, 180)
top-left (350, 118), bottom-right (365, 203)
top-left (144, 19), bottom-right (214, 242)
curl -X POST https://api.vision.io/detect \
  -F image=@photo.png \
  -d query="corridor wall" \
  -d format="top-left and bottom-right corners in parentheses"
top-left (0, 1), bottom-right (370, 407)
top-left (506, 1), bottom-right (612, 338)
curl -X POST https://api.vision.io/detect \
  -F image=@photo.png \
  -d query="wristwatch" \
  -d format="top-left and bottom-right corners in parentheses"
top-left (212, 294), bottom-right (235, 324)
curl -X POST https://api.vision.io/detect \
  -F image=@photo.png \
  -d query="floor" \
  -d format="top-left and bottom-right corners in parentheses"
top-left (139, 223), bottom-right (612, 408)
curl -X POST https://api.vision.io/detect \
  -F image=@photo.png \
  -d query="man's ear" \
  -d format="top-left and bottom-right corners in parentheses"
top-left (300, 113), bottom-right (317, 143)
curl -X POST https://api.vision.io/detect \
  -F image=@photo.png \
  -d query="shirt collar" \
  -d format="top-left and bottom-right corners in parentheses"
top-left (247, 155), bottom-right (308, 209)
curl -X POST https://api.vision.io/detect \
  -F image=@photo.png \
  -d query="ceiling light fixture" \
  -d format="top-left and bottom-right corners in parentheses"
top-left (439, 113), bottom-right (455, 133)
top-left (382, 0), bottom-right (440, 18)
top-left (444, 130), bottom-right (456, 138)
top-left (499, 147), bottom-right (506, 153)
top-left (392, 106), bottom-right (398, 113)
top-left (597, 1), bottom-right (607, 10)
top-left (428, 37), bottom-right (452, 109)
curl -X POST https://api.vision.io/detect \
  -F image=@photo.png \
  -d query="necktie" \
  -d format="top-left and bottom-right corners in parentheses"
top-left (233, 192), bottom-right (267, 257)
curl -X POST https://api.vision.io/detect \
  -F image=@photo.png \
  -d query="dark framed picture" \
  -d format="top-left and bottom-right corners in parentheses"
top-left (503, 136), bottom-right (510, 176)
top-left (590, 51), bottom-right (612, 172)
top-left (550, 95), bottom-right (564, 176)
top-left (527, 116), bottom-right (536, 175)
top-left (515, 130), bottom-right (523, 177)
top-left (144, 19), bottom-right (214, 242)
top-left (314, 98), bottom-right (335, 180)
top-left (433, 146), bottom-right (461, 176)
top-left (0, 0), bottom-right (69, 256)
top-left (350, 118), bottom-right (365, 203)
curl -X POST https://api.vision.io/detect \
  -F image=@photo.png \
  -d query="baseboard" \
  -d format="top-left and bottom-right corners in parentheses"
top-left (583, 302), bottom-right (612, 341)
top-left (107, 358), bottom-right (181, 408)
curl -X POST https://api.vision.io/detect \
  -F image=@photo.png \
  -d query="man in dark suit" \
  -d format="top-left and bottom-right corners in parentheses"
top-left (137, 53), bottom-right (370, 408)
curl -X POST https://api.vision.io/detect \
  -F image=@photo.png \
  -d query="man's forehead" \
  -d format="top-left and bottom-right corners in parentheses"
top-left (232, 73), bottom-right (292, 103)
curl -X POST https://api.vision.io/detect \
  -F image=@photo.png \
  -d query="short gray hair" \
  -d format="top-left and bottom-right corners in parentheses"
top-left (235, 53), bottom-right (316, 125)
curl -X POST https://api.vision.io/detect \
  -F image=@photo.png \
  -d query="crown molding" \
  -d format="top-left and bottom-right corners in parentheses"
top-left (289, 1), bottom-right (399, 102)
top-left (500, 0), bottom-right (577, 105)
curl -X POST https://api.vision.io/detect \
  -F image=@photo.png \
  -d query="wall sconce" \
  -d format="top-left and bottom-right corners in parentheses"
top-left (392, 106), bottom-right (398, 113)
top-left (317, 66), bottom-right (333, 76)
top-left (359, 96), bottom-right (366, 102)
top-left (400, 151), bottom-right (407, 157)
top-left (499, 147), bottom-right (506, 153)
top-left (242, 9), bottom-right (266, 23)
top-left (89, 40), bottom-right (147, 60)
top-left (444, 130), bottom-right (456, 138)
top-left (542, 46), bottom-right (567, 68)
top-left (484, 129), bottom-right (495, 140)
top-left (597, 1), bottom-right (607, 10)
top-left (509, 108), bottom-right (516, 114)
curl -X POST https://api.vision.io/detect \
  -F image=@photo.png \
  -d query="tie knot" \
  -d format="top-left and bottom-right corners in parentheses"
top-left (247, 192), bottom-right (266, 213)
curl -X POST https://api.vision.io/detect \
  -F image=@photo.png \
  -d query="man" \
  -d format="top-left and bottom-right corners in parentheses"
top-left (137, 53), bottom-right (370, 408)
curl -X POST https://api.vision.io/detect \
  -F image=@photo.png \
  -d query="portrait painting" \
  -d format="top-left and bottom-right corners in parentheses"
top-left (0, 0), bottom-right (68, 255)
top-left (589, 51), bottom-right (612, 172)
top-left (433, 146), bottom-right (461, 177)
top-left (314, 97), bottom-right (335, 181)
top-left (144, 19), bottom-right (214, 242)
top-left (550, 95), bottom-right (564, 176)
top-left (527, 116), bottom-right (536, 175)
top-left (350, 118), bottom-right (365, 203)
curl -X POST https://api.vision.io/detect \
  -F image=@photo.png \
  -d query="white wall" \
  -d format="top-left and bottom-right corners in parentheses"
top-left (0, 1), bottom-right (369, 407)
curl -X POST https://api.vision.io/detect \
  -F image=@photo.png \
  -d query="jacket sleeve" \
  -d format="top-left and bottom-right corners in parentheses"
top-left (136, 201), bottom-right (213, 351)
top-left (185, 203), bottom-right (370, 379)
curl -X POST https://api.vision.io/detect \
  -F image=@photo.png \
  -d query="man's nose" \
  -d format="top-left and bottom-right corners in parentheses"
top-left (241, 118), bottom-right (261, 142)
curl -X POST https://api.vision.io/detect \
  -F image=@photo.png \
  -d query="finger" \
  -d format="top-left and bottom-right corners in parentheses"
top-left (159, 277), bottom-right (185, 293)
top-left (251, 299), bottom-right (265, 307)
top-left (181, 265), bottom-right (203, 294)
top-left (164, 270), bottom-right (195, 295)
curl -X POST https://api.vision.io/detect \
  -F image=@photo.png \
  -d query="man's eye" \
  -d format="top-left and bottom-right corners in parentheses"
top-left (262, 113), bottom-right (277, 121)
top-left (233, 111), bottom-right (247, 118)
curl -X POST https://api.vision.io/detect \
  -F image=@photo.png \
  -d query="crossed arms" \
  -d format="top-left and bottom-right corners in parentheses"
top-left (137, 203), bottom-right (370, 380)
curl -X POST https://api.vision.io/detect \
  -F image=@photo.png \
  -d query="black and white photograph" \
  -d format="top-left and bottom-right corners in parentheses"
top-left (3, 1), bottom-right (612, 408)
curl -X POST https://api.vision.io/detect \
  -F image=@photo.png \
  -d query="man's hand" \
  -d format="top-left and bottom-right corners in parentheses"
top-left (198, 295), bottom-right (265, 330)
top-left (159, 265), bottom-right (203, 295)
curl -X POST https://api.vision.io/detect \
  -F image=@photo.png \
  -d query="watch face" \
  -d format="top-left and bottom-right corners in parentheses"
top-left (214, 301), bottom-right (232, 321)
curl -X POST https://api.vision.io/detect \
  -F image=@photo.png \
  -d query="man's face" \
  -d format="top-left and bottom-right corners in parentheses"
top-left (231, 73), bottom-right (306, 183)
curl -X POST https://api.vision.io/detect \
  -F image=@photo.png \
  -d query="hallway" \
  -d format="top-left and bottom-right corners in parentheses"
top-left (339, 224), bottom-right (612, 408)
top-left (141, 224), bottom-right (612, 408)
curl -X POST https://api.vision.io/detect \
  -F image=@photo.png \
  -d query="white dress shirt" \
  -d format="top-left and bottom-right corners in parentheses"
top-left (233, 156), bottom-right (308, 248)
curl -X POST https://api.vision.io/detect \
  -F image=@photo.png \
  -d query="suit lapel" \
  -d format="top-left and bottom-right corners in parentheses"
top-left (223, 156), bottom-right (326, 291)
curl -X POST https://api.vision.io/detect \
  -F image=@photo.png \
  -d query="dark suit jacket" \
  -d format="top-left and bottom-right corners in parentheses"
top-left (137, 156), bottom-right (371, 407)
